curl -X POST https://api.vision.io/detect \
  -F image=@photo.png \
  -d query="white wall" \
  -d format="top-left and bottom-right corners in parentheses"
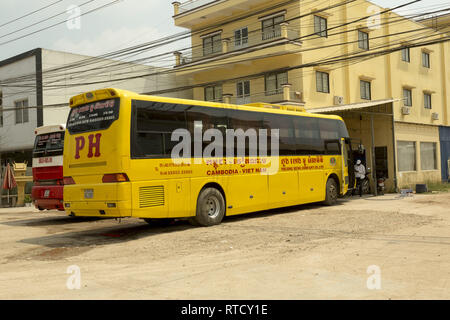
top-left (0, 55), bottom-right (37, 152)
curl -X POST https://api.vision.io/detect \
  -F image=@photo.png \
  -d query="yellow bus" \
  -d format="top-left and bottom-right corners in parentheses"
top-left (63, 88), bottom-right (354, 226)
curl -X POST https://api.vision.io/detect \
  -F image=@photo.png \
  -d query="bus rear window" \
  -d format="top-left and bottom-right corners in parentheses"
top-left (33, 131), bottom-right (65, 157)
top-left (67, 98), bottom-right (120, 134)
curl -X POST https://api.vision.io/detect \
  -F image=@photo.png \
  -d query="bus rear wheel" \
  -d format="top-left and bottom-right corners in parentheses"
top-left (191, 188), bottom-right (225, 227)
top-left (324, 178), bottom-right (338, 206)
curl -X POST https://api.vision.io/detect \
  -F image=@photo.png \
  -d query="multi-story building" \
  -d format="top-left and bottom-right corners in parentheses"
top-left (172, 0), bottom-right (450, 190)
top-left (0, 48), bottom-right (193, 166)
top-left (420, 12), bottom-right (450, 35)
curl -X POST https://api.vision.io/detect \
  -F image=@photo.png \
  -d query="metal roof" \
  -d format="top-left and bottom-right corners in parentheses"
top-left (307, 99), bottom-right (398, 114)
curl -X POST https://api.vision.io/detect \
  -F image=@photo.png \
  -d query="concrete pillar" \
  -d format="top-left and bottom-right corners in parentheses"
top-left (280, 22), bottom-right (289, 38)
top-left (172, 2), bottom-right (181, 16)
top-left (223, 94), bottom-right (233, 104)
top-left (174, 51), bottom-right (182, 66)
top-left (222, 38), bottom-right (231, 53)
top-left (282, 83), bottom-right (292, 101)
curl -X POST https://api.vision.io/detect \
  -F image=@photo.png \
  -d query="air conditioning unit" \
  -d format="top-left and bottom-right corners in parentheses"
top-left (401, 107), bottom-right (411, 115)
top-left (334, 96), bottom-right (344, 105)
top-left (432, 112), bottom-right (439, 120)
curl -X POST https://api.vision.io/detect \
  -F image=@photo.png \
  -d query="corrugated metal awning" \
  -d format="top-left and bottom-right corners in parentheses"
top-left (307, 98), bottom-right (398, 113)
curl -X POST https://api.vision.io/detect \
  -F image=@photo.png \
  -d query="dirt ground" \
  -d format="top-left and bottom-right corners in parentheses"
top-left (0, 193), bottom-right (449, 300)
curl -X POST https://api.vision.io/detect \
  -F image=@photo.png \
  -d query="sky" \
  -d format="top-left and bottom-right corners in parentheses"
top-left (0, 0), bottom-right (447, 62)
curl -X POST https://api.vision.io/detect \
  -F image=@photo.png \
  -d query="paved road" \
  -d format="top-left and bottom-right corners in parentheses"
top-left (0, 193), bottom-right (449, 299)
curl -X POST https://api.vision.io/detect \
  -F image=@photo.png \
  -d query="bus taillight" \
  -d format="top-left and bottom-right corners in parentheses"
top-left (102, 173), bottom-right (129, 183)
top-left (63, 177), bottom-right (76, 185)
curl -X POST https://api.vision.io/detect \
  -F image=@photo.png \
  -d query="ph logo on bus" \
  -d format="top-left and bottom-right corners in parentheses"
top-left (74, 134), bottom-right (102, 159)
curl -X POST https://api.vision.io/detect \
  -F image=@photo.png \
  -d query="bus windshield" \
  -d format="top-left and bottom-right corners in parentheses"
top-left (33, 131), bottom-right (65, 157)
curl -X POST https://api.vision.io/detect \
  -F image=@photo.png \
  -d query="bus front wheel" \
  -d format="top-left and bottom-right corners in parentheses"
top-left (324, 178), bottom-right (338, 206)
top-left (191, 188), bottom-right (225, 227)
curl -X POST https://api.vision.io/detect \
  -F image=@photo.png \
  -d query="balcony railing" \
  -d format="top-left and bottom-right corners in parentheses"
top-left (177, 0), bottom-right (219, 14)
top-left (176, 26), bottom-right (300, 66)
top-left (222, 90), bottom-right (304, 105)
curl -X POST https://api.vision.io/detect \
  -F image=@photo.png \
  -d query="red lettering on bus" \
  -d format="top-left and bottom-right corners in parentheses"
top-left (75, 136), bottom-right (85, 159)
top-left (88, 133), bottom-right (102, 158)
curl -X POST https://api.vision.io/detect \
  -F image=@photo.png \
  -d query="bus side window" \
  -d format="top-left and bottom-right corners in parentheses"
top-left (227, 109), bottom-right (264, 157)
top-left (324, 139), bottom-right (341, 155)
top-left (263, 114), bottom-right (296, 156)
top-left (186, 106), bottom-right (228, 158)
top-left (293, 117), bottom-right (323, 155)
top-left (132, 101), bottom-right (188, 158)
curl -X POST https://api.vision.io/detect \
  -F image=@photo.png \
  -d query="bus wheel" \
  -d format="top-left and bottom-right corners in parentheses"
top-left (193, 188), bottom-right (225, 227)
top-left (38, 206), bottom-right (45, 211)
top-left (143, 218), bottom-right (174, 227)
top-left (324, 178), bottom-right (338, 206)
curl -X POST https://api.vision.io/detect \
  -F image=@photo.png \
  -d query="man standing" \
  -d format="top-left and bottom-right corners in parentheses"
top-left (354, 159), bottom-right (366, 197)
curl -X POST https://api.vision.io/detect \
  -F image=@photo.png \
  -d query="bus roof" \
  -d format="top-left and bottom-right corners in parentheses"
top-left (35, 124), bottom-right (66, 136)
top-left (69, 88), bottom-right (345, 123)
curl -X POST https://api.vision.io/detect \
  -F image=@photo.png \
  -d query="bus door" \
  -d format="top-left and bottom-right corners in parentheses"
top-left (345, 138), bottom-right (355, 192)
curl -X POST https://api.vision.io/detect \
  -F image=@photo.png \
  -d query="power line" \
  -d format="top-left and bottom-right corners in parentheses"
top-left (0, 0), bottom-right (310, 85)
top-left (1, 28), bottom-right (448, 111)
top-left (0, 1), bottom-right (446, 97)
top-left (0, 0), bottom-right (96, 41)
top-left (0, 0), bottom-right (64, 29)
top-left (0, 0), bottom-right (121, 46)
top-left (24, 3), bottom-right (445, 89)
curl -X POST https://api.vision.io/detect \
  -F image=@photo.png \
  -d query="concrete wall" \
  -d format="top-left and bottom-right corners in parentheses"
top-left (395, 122), bottom-right (441, 188)
top-left (0, 55), bottom-right (38, 153)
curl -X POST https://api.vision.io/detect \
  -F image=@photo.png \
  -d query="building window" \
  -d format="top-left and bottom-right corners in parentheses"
top-left (0, 91), bottom-right (3, 127)
top-left (234, 27), bottom-right (248, 48)
top-left (204, 85), bottom-right (222, 102)
top-left (422, 51), bottom-right (430, 68)
top-left (424, 93), bottom-right (432, 109)
top-left (203, 33), bottom-right (222, 56)
top-left (397, 141), bottom-right (416, 172)
top-left (401, 47), bottom-right (410, 62)
top-left (15, 99), bottom-right (29, 124)
top-left (316, 71), bottom-right (330, 93)
top-left (314, 15), bottom-right (327, 38)
top-left (236, 81), bottom-right (251, 104)
top-left (360, 80), bottom-right (371, 100)
top-left (358, 30), bottom-right (369, 50)
top-left (265, 71), bottom-right (288, 95)
top-left (420, 142), bottom-right (437, 170)
top-left (403, 88), bottom-right (412, 106)
top-left (261, 15), bottom-right (284, 40)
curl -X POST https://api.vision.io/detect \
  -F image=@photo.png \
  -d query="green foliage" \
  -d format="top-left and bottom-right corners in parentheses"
top-left (24, 195), bottom-right (32, 203)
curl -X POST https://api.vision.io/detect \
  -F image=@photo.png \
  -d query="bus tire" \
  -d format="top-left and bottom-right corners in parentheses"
top-left (143, 218), bottom-right (174, 227)
top-left (193, 187), bottom-right (225, 227)
top-left (324, 178), bottom-right (338, 206)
